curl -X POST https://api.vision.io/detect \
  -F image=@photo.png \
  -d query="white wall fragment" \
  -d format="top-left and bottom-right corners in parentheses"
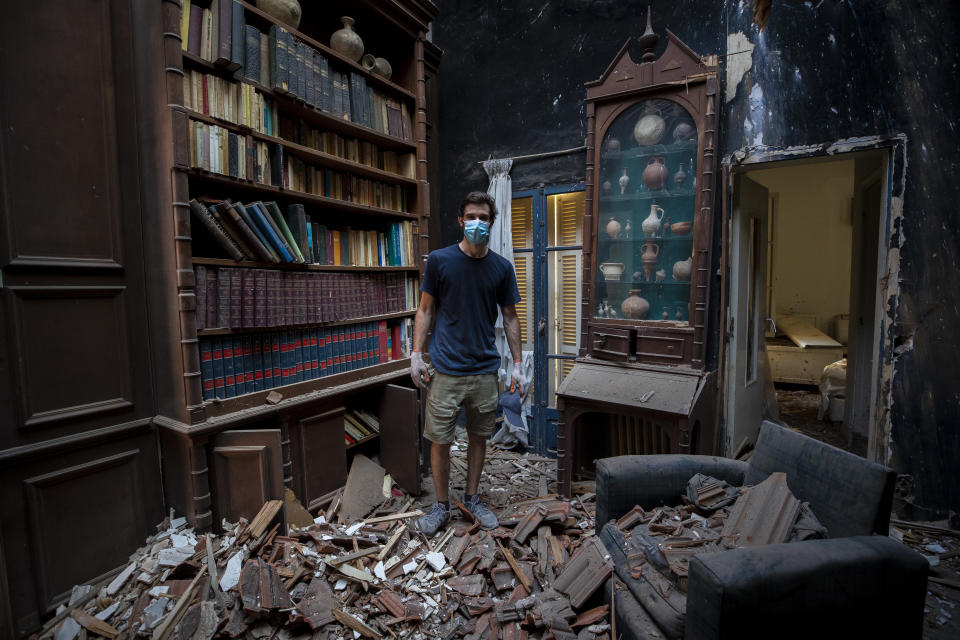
top-left (219, 549), bottom-right (245, 592)
top-left (106, 562), bottom-right (137, 595)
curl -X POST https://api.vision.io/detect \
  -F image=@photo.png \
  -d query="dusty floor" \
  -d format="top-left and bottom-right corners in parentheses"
top-left (774, 384), bottom-right (867, 456)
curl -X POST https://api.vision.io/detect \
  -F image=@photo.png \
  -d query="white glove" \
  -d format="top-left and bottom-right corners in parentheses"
top-left (411, 351), bottom-right (430, 389)
top-left (510, 361), bottom-right (529, 395)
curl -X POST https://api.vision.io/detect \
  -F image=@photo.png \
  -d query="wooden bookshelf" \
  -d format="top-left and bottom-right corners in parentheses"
top-left (196, 310), bottom-right (416, 336)
top-left (192, 257), bottom-right (419, 270)
top-left (155, 0), bottom-right (437, 530)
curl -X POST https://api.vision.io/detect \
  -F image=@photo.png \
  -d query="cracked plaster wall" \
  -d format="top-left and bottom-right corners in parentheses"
top-left (431, 0), bottom-right (960, 518)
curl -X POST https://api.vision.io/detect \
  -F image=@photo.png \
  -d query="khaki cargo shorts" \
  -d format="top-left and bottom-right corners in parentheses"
top-left (424, 366), bottom-right (498, 444)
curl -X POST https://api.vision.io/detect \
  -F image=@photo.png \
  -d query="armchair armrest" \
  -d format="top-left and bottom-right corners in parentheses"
top-left (595, 455), bottom-right (748, 527)
top-left (685, 536), bottom-right (928, 639)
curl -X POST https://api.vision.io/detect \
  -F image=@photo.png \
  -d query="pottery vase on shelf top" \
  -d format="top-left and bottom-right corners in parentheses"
top-left (606, 216), bottom-right (622, 239)
top-left (640, 241), bottom-right (660, 281)
top-left (641, 204), bottom-right (665, 238)
top-left (672, 122), bottom-right (695, 143)
top-left (257, 0), bottom-right (301, 28)
top-left (673, 255), bottom-right (693, 282)
top-left (331, 16), bottom-right (364, 61)
top-left (619, 167), bottom-right (630, 195)
top-left (372, 57), bottom-right (393, 79)
top-left (621, 290), bottom-right (651, 320)
top-left (673, 163), bottom-right (687, 189)
top-left (642, 156), bottom-right (669, 191)
top-left (633, 105), bottom-right (665, 146)
top-left (361, 54), bottom-right (377, 71)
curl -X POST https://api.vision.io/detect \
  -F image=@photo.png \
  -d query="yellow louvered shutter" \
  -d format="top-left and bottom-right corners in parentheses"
top-left (560, 254), bottom-right (578, 348)
top-left (511, 197), bottom-right (534, 348)
top-left (546, 191), bottom-right (585, 405)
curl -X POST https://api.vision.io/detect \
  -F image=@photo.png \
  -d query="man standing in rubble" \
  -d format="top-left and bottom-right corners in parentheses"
top-left (411, 191), bottom-right (527, 535)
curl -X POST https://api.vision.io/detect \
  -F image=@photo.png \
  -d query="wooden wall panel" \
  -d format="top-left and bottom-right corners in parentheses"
top-left (289, 407), bottom-right (348, 511)
top-left (210, 430), bottom-right (283, 525)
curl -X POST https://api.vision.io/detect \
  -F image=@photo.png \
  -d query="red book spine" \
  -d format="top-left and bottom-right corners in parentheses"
top-left (391, 324), bottom-right (402, 360)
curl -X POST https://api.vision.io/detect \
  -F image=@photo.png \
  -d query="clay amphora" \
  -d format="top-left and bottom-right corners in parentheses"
top-left (641, 204), bottom-right (665, 238)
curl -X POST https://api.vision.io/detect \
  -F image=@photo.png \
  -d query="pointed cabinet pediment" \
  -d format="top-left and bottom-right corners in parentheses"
top-left (586, 30), bottom-right (711, 100)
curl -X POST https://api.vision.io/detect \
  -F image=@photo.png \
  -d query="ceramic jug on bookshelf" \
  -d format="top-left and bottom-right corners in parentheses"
top-left (331, 16), bottom-right (364, 61)
top-left (641, 204), bottom-right (665, 238)
top-left (257, 0), bottom-right (301, 28)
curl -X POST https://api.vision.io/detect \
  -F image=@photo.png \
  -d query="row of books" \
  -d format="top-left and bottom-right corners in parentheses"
top-left (344, 409), bottom-right (380, 445)
top-left (184, 69), bottom-right (278, 136)
top-left (187, 118), bottom-right (409, 214)
top-left (277, 115), bottom-right (415, 178)
top-left (281, 154), bottom-right (408, 212)
top-left (180, 1), bottom-right (412, 140)
top-left (189, 197), bottom-right (417, 266)
top-left (195, 266), bottom-right (417, 330)
top-left (199, 320), bottom-right (408, 400)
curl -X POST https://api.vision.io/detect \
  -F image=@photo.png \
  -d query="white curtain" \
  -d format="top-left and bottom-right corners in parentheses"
top-left (483, 158), bottom-right (534, 448)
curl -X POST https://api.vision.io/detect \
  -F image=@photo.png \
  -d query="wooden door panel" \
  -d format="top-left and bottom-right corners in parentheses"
top-left (379, 384), bottom-right (420, 494)
top-left (210, 429), bottom-right (283, 524)
top-left (290, 406), bottom-right (347, 510)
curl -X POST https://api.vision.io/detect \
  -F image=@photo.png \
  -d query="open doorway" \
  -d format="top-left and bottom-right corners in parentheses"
top-left (724, 143), bottom-right (900, 460)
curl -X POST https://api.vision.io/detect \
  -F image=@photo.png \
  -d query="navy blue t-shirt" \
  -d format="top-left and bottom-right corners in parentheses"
top-left (421, 243), bottom-right (521, 375)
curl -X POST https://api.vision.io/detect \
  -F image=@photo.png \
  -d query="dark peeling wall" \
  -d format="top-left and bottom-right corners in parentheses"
top-left (432, 0), bottom-right (959, 518)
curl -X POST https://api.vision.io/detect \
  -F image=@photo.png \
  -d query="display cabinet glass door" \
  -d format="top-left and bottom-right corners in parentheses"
top-left (595, 98), bottom-right (698, 323)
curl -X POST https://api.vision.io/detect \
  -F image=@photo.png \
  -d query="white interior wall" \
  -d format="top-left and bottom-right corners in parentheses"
top-left (749, 160), bottom-right (855, 338)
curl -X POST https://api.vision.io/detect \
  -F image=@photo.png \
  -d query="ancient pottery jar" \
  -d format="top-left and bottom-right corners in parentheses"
top-left (257, 0), bottom-right (301, 28)
top-left (673, 255), bottom-right (693, 281)
top-left (606, 137), bottom-right (621, 153)
top-left (606, 216), bottom-right (622, 239)
top-left (672, 122), bottom-right (695, 143)
top-left (621, 290), bottom-right (651, 320)
top-left (655, 268), bottom-right (666, 282)
top-left (632, 271), bottom-right (643, 283)
top-left (602, 180), bottom-right (612, 194)
top-left (673, 162), bottom-right (687, 189)
top-left (373, 57), bottom-right (393, 80)
top-left (640, 241), bottom-right (660, 281)
top-left (641, 204), bottom-right (665, 238)
top-left (361, 54), bottom-right (376, 71)
top-left (633, 105), bottom-right (665, 146)
top-left (624, 220), bottom-right (632, 239)
top-left (599, 262), bottom-right (625, 281)
top-left (642, 156), bottom-right (668, 190)
top-left (331, 16), bottom-right (364, 61)
top-left (619, 167), bottom-right (630, 195)
top-left (676, 307), bottom-right (685, 321)
top-left (670, 221), bottom-right (693, 235)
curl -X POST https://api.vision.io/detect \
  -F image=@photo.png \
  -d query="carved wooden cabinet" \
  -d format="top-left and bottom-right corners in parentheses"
top-left (557, 18), bottom-right (720, 496)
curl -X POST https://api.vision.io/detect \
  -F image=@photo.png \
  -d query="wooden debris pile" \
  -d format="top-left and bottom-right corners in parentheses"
top-left (37, 451), bottom-right (613, 640)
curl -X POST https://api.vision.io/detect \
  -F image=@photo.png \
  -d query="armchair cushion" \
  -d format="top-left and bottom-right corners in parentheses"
top-left (685, 535), bottom-right (928, 639)
top-left (596, 455), bottom-right (748, 528)
top-left (746, 421), bottom-right (896, 536)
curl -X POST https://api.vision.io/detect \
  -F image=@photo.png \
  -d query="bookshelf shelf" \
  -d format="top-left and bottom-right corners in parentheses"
top-left (202, 358), bottom-right (411, 420)
top-left (181, 54), bottom-right (417, 152)
top-left (181, 168), bottom-right (419, 220)
top-left (196, 310), bottom-right (416, 336)
top-left (237, 1), bottom-right (416, 100)
top-left (184, 108), bottom-right (416, 186)
top-left (346, 434), bottom-right (379, 449)
top-left (191, 257), bottom-right (419, 270)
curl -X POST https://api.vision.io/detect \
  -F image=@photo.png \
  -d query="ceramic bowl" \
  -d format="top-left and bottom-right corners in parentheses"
top-left (670, 221), bottom-right (693, 235)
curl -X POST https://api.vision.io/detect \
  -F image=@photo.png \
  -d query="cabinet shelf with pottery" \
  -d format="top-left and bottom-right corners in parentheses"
top-left (598, 188), bottom-right (697, 203)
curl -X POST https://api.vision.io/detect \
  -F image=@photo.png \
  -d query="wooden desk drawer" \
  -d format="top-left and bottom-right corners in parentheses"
top-left (635, 330), bottom-right (692, 365)
top-left (589, 325), bottom-right (635, 362)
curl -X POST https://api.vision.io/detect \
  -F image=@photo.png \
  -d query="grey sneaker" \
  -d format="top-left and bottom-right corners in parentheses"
top-left (463, 494), bottom-right (498, 530)
top-left (418, 502), bottom-right (451, 536)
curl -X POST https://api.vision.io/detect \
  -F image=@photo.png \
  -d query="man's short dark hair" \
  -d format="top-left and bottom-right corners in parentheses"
top-left (459, 191), bottom-right (498, 225)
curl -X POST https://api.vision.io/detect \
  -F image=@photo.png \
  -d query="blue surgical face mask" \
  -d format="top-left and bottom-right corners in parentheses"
top-left (463, 219), bottom-right (490, 245)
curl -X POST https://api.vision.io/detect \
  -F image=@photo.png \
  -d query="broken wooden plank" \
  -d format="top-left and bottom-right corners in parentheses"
top-left (332, 608), bottom-right (382, 639)
top-left (378, 523), bottom-right (407, 562)
top-left (69, 610), bottom-right (119, 639)
top-left (363, 510), bottom-right (423, 525)
top-left (336, 563), bottom-right (377, 584)
top-left (494, 539), bottom-right (532, 592)
top-left (152, 564), bottom-right (208, 640)
top-left (241, 500), bottom-right (284, 544)
top-left (328, 546), bottom-right (380, 565)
